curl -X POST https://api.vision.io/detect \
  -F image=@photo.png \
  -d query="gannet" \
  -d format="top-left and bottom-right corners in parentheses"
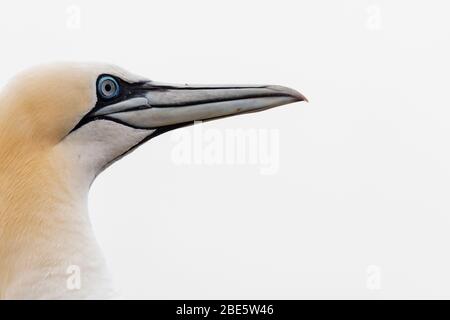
top-left (0, 62), bottom-right (307, 299)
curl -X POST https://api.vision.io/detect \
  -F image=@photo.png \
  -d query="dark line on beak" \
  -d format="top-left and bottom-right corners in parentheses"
top-left (141, 84), bottom-right (269, 91)
top-left (147, 93), bottom-right (293, 108)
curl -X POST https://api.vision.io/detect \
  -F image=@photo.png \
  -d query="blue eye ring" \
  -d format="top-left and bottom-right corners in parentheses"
top-left (98, 76), bottom-right (120, 99)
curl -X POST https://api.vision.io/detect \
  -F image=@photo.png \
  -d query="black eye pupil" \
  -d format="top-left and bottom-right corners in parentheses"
top-left (98, 76), bottom-right (120, 99)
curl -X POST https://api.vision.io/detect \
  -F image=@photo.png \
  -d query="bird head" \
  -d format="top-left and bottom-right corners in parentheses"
top-left (0, 62), bottom-right (307, 184)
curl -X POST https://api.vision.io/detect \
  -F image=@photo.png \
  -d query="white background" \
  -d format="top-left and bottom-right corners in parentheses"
top-left (1, 0), bottom-right (450, 299)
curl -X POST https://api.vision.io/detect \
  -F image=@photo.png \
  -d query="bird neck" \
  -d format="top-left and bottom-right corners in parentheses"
top-left (0, 144), bottom-right (115, 299)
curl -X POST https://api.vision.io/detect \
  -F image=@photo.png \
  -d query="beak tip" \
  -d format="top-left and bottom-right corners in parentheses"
top-left (290, 90), bottom-right (309, 103)
top-left (297, 93), bottom-right (309, 103)
top-left (265, 85), bottom-right (308, 103)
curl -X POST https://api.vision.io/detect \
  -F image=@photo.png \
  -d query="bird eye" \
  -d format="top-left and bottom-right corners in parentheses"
top-left (98, 76), bottom-right (120, 99)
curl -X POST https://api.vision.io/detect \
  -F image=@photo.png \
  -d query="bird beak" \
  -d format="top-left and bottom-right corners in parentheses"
top-left (90, 81), bottom-right (307, 132)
